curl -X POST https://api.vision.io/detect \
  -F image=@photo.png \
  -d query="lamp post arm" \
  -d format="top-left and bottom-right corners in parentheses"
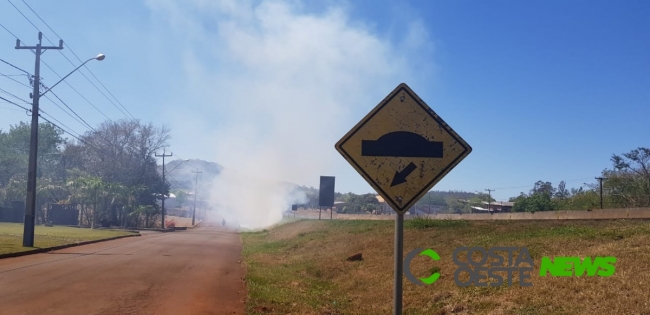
top-left (39, 57), bottom-right (94, 98)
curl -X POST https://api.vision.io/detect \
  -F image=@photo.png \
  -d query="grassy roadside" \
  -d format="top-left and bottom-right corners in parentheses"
top-left (241, 218), bottom-right (650, 315)
top-left (0, 223), bottom-right (137, 255)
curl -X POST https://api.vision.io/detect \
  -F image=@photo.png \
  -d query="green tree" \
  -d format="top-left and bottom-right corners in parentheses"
top-left (531, 180), bottom-right (555, 198)
top-left (512, 191), bottom-right (555, 212)
top-left (555, 180), bottom-right (571, 199)
top-left (446, 197), bottom-right (469, 214)
top-left (65, 119), bottom-right (170, 209)
top-left (174, 190), bottom-right (188, 208)
top-left (605, 147), bottom-right (650, 208)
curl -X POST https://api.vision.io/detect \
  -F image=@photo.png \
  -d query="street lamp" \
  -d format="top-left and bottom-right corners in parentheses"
top-left (19, 33), bottom-right (104, 247)
top-left (40, 54), bottom-right (105, 97)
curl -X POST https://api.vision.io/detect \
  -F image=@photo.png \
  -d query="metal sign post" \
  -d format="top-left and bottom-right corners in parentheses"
top-left (335, 83), bottom-right (472, 315)
top-left (394, 212), bottom-right (404, 315)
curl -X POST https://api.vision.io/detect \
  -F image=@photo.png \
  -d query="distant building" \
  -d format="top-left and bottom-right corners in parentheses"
top-left (469, 201), bottom-right (515, 213)
top-left (333, 201), bottom-right (347, 212)
top-left (484, 201), bottom-right (514, 212)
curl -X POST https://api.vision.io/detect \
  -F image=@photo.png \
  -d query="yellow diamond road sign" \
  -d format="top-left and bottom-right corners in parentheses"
top-left (335, 83), bottom-right (472, 215)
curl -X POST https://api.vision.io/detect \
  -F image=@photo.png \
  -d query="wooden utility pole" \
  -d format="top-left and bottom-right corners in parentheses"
top-left (155, 149), bottom-right (172, 229)
top-left (596, 177), bottom-right (608, 209)
top-left (192, 170), bottom-right (202, 226)
top-left (16, 32), bottom-right (63, 247)
top-left (485, 189), bottom-right (495, 214)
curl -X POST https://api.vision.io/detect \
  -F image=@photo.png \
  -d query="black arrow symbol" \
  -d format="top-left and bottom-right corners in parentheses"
top-left (391, 162), bottom-right (417, 187)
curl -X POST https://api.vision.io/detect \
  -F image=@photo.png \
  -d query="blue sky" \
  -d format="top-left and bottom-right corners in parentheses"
top-left (0, 0), bottom-right (648, 202)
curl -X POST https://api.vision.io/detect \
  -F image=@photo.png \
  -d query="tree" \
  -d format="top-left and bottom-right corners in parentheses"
top-left (511, 180), bottom-right (558, 212)
top-left (174, 190), bottom-right (188, 208)
top-left (0, 122), bottom-right (66, 188)
top-left (531, 181), bottom-right (555, 198)
top-left (64, 119), bottom-right (170, 210)
top-left (512, 192), bottom-right (554, 212)
top-left (446, 197), bottom-right (469, 214)
top-left (555, 180), bottom-right (570, 199)
top-left (35, 177), bottom-right (67, 223)
top-left (605, 147), bottom-right (650, 208)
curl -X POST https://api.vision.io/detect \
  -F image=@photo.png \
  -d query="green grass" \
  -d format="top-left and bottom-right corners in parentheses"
top-left (0, 223), bottom-right (137, 255)
top-left (405, 216), bottom-right (471, 229)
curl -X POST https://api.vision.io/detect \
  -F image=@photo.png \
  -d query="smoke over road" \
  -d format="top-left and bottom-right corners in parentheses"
top-left (148, 0), bottom-right (433, 229)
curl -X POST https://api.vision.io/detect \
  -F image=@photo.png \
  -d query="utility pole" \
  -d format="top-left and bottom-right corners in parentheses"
top-left (485, 189), bottom-right (495, 214)
top-left (192, 170), bottom-right (202, 226)
top-left (16, 32), bottom-right (63, 247)
top-left (596, 177), bottom-right (608, 209)
top-left (155, 149), bottom-right (172, 229)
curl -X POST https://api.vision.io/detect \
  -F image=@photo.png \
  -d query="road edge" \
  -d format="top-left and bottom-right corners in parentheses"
top-left (0, 232), bottom-right (141, 260)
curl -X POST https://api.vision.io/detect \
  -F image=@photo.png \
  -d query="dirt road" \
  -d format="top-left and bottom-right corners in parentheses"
top-left (0, 223), bottom-right (245, 315)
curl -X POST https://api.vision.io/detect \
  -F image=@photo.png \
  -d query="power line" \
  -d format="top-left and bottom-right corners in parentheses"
top-left (5, 1), bottom-right (112, 122)
top-left (38, 57), bottom-right (112, 121)
top-left (39, 109), bottom-right (82, 138)
top-left (14, 0), bottom-right (136, 121)
top-left (6, 0), bottom-right (40, 30)
top-left (485, 177), bottom-right (595, 191)
top-left (1, 70), bottom-right (96, 132)
top-left (0, 72), bottom-right (30, 87)
top-left (0, 95), bottom-right (30, 111)
top-left (0, 86), bottom-right (31, 105)
top-left (38, 114), bottom-right (114, 160)
top-left (42, 84), bottom-right (95, 131)
top-left (171, 153), bottom-right (200, 170)
top-left (0, 58), bottom-right (31, 75)
top-left (1, 62), bottom-right (98, 134)
top-left (0, 104), bottom-right (25, 112)
top-left (0, 21), bottom-right (25, 45)
top-left (1, 23), bottom-right (108, 133)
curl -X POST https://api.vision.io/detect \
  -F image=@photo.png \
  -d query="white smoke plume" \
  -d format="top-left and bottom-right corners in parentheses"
top-left (146, 0), bottom-right (434, 229)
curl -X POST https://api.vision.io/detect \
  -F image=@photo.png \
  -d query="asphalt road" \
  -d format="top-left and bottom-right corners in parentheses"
top-left (0, 223), bottom-right (245, 315)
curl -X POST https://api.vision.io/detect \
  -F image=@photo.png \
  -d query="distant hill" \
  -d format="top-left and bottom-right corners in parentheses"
top-left (157, 159), bottom-right (487, 210)
top-left (158, 159), bottom-right (224, 191)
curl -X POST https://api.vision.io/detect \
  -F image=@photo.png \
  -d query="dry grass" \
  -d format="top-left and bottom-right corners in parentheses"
top-left (241, 218), bottom-right (650, 315)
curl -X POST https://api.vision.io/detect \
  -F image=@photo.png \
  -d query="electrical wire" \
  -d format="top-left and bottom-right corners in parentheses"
top-left (0, 70), bottom-right (96, 132)
top-left (5, 0), bottom-right (112, 121)
top-left (11, 0), bottom-right (136, 121)
top-left (478, 177), bottom-right (596, 192)
top-left (0, 87), bottom-right (31, 107)
top-left (0, 73), bottom-right (30, 87)
top-left (0, 21), bottom-right (24, 45)
top-left (38, 59), bottom-right (112, 121)
top-left (0, 20), bottom-right (111, 131)
top-left (39, 108), bottom-right (82, 138)
top-left (0, 95), bottom-right (30, 111)
top-left (170, 153), bottom-right (200, 170)
top-left (45, 89), bottom-right (96, 132)
top-left (0, 58), bottom-right (31, 75)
